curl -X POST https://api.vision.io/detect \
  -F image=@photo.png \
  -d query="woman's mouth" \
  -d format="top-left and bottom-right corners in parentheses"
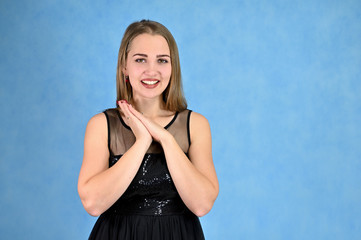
top-left (141, 79), bottom-right (160, 89)
top-left (141, 80), bottom-right (159, 85)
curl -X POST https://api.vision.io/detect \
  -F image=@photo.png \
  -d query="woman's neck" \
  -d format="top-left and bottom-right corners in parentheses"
top-left (131, 96), bottom-right (167, 118)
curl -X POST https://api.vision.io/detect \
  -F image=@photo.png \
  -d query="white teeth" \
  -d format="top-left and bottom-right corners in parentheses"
top-left (142, 80), bottom-right (159, 85)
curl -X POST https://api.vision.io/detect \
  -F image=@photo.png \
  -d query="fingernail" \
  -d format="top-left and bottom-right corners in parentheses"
top-left (123, 99), bottom-right (129, 104)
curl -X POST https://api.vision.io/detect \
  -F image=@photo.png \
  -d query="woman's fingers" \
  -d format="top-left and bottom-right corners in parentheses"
top-left (128, 104), bottom-right (168, 143)
top-left (128, 104), bottom-right (147, 122)
top-left (118, 100), bottom-right (133, 123)
top-left (128, 104), bottom-right (154, 130)
top-left (118, 100), bottom-right (152, 143)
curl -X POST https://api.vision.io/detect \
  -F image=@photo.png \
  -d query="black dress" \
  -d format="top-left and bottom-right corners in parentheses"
top-left (89, 108), bottom-right (205, 240)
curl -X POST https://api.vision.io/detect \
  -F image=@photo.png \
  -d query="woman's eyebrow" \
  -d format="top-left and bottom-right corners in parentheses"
top-left (157, 54), bottom-right (170, 58)
top-left (132, 53), bottom-right (170, 58)
top-left (132, 53), bottom-right (147, 57)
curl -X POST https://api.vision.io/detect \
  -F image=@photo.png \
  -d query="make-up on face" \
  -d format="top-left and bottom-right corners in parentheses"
top-left (124, 33), bottom-right (172, 101)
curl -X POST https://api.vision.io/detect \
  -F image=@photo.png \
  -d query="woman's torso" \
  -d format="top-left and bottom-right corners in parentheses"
top-left (89, 108), bottom-right (204, 240)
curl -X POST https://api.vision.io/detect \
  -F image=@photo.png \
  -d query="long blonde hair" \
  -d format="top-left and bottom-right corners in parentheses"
top-left (116, 20), bottom-right (187, 112)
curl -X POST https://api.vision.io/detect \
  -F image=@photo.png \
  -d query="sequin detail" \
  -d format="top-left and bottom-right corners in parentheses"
top-left (110, 156), bottom-right (120, 166)
top-left (142, 155), bottom-right (150, 176)
top-left (107, 153), bottom-right (186, 216)
top-left (139, 198), bottom-right (171, 215)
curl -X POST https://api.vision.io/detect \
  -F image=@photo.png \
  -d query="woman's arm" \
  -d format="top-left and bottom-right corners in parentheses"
top-left (127, 105), bottom-right (219, 217)
top-left (160, 112), bottom-right (219, 217)
top-left (78, 106), bottom-right (152, 216)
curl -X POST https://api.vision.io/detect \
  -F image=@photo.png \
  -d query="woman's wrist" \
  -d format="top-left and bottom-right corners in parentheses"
top-left (135, 136), bottom-right (152, 149)
top-left (159, 131), bottom-right (174, 147)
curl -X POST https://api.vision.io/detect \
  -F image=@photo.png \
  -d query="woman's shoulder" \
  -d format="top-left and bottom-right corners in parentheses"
top-left (87, 108), bottom-right (121, 130)
top-left (188, 110), bottom-right (211, 138)
top-left (103, 107), bottom-right (119, 117)
top-left (86, 112), bottom-right (107, 130)
top-left (189, 110), bottom-right (209, 125)
top-left (187, 110), bottom-right (211, 147)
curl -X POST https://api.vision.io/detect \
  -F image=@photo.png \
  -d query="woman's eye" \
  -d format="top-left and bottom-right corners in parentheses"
top-left (158, 59), bottom-right (169, 64)
top-left (135, 58), bottom-right (146, 63)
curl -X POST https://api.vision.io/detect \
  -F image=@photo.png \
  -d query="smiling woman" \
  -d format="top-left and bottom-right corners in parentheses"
top-left (77, 20), bottom-right (219, 240)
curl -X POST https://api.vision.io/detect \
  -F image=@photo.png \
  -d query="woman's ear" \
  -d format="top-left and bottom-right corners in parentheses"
top-left (122, 67), bottom-right (128, 76)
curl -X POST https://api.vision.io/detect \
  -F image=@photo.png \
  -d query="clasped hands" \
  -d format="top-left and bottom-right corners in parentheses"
top-left (118, 100), bottom-right (171, 145)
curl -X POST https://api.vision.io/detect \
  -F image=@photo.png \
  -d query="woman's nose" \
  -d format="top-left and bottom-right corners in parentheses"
top-left (144, 62), bottom-right (158, 76)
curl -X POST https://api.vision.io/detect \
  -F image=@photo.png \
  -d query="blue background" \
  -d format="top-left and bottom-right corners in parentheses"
top-left (1, 0), bottom-right (360, 239)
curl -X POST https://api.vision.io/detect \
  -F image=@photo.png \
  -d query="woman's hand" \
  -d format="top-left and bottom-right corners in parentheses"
top-left (127, 104), bottom-right (171, 143)
top-left (118, 100), bottom-right (152, 145)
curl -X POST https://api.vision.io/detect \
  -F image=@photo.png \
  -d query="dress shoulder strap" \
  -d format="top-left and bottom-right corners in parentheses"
top-left (167, 109), bottom-right (192, 154)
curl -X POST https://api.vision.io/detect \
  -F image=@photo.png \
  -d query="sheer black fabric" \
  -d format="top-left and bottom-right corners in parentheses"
top-left (89, 108), bottom-right (204, 240)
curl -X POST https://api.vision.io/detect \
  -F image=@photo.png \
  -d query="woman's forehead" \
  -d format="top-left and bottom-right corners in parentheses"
top-left (128, 33), bottom-right (170, 55)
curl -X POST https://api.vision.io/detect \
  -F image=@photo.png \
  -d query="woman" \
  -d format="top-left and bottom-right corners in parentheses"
top-left (78, 20), bottom-right (219, 240)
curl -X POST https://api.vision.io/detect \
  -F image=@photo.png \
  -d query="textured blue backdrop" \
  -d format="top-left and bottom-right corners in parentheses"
top-left (1, 0), bottom-right (360, 239)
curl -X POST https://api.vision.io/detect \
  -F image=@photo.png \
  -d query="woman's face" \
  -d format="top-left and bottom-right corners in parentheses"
top-left (124, 33), bottom-right (171, 101)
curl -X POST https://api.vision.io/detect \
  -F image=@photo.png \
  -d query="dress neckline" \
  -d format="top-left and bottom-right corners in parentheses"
top-left (116, 109), bottom-right (179, 130)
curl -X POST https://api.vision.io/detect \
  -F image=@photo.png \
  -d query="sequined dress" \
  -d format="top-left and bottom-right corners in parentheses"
top-left (89, 108), bottom-right (205, 240)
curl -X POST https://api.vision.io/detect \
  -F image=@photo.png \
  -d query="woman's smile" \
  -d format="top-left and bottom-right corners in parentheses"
top-left (141, 78), bottom-right (160, 87)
